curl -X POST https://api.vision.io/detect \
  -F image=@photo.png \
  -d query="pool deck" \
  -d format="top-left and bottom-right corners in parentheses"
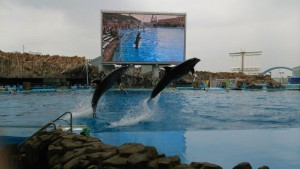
top-left (2, 82), bottom-right (300, 95)
top-left (2, 86), bottom-right (299, 95)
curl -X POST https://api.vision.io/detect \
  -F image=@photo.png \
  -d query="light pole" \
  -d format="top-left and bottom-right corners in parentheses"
top-left (86, 59), bottom-right (89, 88)
top-left (279, 71), bottom-right (284, 85)
top-left (229, 50), bottom-right (262, 74)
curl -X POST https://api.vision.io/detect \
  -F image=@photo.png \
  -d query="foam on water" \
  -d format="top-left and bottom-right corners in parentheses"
top-left (1, 90), bottom-right (300, 130)
top-left (108, 95), bottom-right (160, 128)
top-left (71, 97), bottom-right (93, 118)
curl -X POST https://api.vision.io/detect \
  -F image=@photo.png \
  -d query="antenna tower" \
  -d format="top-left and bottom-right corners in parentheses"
top-left (229, 50), bottom-right (262, 74)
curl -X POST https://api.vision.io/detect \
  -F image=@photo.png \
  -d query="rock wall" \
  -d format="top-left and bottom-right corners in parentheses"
top-left (183, 71), bottom-right (274, 84)
top-left (0, 130), bottom-right (270, 169)
top-left (0, 50), bottom-right (85, 79)
top-left (0, 50), bottom-right (276, 87)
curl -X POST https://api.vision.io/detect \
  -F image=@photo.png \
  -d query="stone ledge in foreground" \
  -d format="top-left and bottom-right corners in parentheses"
top-left (0, 129), bottom-right (270, 169)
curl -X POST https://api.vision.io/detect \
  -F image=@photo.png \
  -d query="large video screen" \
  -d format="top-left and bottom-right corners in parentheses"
top-left (101, 11), bottom-right (186, 65)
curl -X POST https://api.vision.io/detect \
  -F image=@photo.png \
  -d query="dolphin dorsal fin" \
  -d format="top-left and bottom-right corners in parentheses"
top-left (191, 68), bottom-right (195, 74)
top-left (163, 66), bottom-right (173, 74)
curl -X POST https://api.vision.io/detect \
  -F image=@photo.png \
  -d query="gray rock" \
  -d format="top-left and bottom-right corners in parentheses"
top-left (158, 154), bottom-right (166, 158)
top-left (190, 162), bottom-right (222, 169)
top-left (86, 136), bottom-right (102, 143)
top-left (51, 138), bottom-right (64, 146)
top-left (233, 162), bottom-right (252, 169)
top-left (62, 154), bottom-right (87, 169)
top-left (149, 159), bottom-right (159, 169)
top-left (87, 165), bottom-right (99, 169)
top-left (118, 143), bottom-right (146, 157)
top-left (84, 145), bottom-right (99, 154)
top-left (87, 150), bottom-right (118, 164)
top-left (61, 147), bottom-right (88, 164)
top-left (52, 163), bottom-right (62, 169)
top-left (39, 133), bottom-right (54, 143)
top-left (145, 146), bottom-right (159, 159)
top-left (59, 139), bottom-right (83, 150)
top-left (13, 130), bottom-right (272, 169)
top-left (102, 167), bottom-right (122, 169)
top-left (78, 159), bottom-right (91, 168)
top-left (127, 153), bottom-right (150, 169)
top-left (61, 134), bottom-right (76, 140)
top-left (175, 164), bottom-right (194, 169)
top-left (47, 145), bottom-right (63, 157)
top-left (101, 144), bottom-right (118, 152)
top-left (84, 142), bottom-right (106, 152)
top-left (48, 154), bottom-right (62, 168)
top-left (157, 156), bottom-right (181, 169)
top-left (102, 155), bottom-right (128, 168)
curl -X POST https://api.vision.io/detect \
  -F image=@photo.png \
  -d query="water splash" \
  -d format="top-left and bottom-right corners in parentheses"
top-left (71, 97), bottom-right (93, 118)
top-left (108, 95), bottom-right (160, 128)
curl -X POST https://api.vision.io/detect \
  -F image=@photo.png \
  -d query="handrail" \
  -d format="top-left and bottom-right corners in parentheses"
top-left (17, 112), bottom-right (73, 149)
top-left (17, 122), bottom-right (56, 148)
top-left (52, 112), bottom-right (73, 133)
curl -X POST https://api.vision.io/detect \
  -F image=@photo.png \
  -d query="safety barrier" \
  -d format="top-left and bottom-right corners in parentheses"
top-left (17, 112), bottom-right (73, 148)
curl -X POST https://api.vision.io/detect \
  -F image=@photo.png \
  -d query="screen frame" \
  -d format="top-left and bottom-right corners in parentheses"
top-left (100, 10), bottom-right (186, 65)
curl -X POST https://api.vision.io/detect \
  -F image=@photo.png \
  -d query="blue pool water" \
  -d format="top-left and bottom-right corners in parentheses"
top-left (0, 90), bottom-right (300, 169)
top-left (114, 27), bottom-right (184, 62)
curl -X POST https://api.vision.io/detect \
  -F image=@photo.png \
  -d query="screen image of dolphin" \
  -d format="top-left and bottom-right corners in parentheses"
top-left (150, 57), bottom-right (201, 99)
top-left (134, 32), bottom-right (141, 49)
top-left (91, 66), bottom-right (128, 117)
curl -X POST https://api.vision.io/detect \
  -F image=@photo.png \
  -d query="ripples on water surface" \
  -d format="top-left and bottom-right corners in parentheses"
top-left (1, 90), bottom-right (300, 169)
top-left (0, 90), bottom-right (299, 132)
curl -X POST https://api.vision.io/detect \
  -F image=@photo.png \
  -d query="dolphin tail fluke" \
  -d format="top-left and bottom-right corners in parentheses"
top-left (149, 93), bottom-right (156, 100)
top-left (92, 107), bottom-right (96, 118)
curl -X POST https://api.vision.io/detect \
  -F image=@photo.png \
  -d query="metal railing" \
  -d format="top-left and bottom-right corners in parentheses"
top-left (17, 112), bottom-right (73, 148)
top-left (52, 111), bottom-right (73, 133)
top-left (17, 122), bottom-right (56, 148)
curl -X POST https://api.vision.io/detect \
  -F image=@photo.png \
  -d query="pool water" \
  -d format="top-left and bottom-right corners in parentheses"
top-left (114, 27), bottom-right (184, 62)
top-left (0, 90), bottom-right (300, 169)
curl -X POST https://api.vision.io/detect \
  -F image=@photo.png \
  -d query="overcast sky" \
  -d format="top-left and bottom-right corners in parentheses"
top-left (0, 0), bottom-right (299, 73)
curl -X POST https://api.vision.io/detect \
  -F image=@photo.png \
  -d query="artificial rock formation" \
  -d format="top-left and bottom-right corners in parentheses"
top-left (0, 50), bottom-right (85, 79)
top-left (0, 130), bottom-right (270, 169)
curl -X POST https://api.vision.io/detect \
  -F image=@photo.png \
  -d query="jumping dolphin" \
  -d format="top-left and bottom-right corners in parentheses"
top-left (150, 58), bottom-right (201, 99)
top-left (134, 32), bottom-right (141, 48)
top-left (91, 66), bottom-right (128, 117)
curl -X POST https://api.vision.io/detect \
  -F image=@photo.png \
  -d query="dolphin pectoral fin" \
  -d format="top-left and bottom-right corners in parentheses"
top-left (191, 68), bottom-right (195, 74)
